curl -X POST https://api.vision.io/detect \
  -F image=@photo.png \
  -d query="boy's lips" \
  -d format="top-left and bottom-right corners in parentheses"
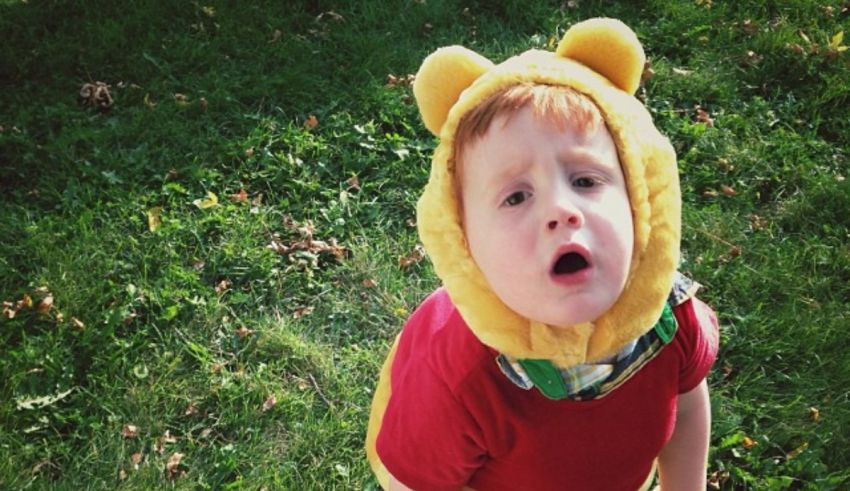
top-left (549, 244), bottom-right (593, 286)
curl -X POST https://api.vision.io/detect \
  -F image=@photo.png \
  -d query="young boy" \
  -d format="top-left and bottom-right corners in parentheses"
top-left (366, 18), bottom-right (719, 491)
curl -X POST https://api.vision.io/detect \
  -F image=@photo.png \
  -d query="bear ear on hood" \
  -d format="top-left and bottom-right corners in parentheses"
top-left (556, 18), bottom-right (646, 95)
top-left (413, 46), bottom-right (494, 136)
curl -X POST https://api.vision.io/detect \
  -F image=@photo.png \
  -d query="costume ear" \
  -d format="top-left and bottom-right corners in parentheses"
top-left (556, 18), bottom-right (646, 95)
top-left (413, 46), bottom-right (495, 136)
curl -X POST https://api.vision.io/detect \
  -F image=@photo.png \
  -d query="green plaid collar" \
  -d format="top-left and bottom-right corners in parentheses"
top-left (496, 302), bottom-right (679, 401)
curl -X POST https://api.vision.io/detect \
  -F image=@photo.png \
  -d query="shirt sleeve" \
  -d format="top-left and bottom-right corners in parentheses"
top-left (375, 323), bottom-right (487, 490)
top-left (672, 297), bottom-right (720, 393)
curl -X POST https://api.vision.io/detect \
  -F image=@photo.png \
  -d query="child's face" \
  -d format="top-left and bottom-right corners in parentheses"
top-left (460, 106), bottom-right (634, 327)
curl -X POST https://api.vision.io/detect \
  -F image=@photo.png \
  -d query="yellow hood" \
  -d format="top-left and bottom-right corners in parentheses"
top-left (413, 18), bottom-right (681, 367)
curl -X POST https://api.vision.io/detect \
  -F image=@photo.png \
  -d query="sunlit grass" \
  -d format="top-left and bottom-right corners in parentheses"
top-left (1, 0), bottom-right (848, 489)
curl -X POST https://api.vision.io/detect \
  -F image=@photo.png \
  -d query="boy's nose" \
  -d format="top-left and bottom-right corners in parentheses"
top-left (546, 196), bottom-right (584, 231)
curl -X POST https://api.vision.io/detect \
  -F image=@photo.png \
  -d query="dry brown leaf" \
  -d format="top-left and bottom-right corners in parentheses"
top-left (702, 190), bottom-right (719, 198)
top-left (809, 406), bottom-right (821, 422)
top-left (695, 106), bottom-right (714, 127)
top-left (362, 278), bottom-right (378, 288)
top-left (122, 424), bottom-right (139, 439)
top-left (79, 82), bottom-right (113, 110)
top-left (741, 19), bottom-right (757, 35)
top-left (293, 306), bottom-right (314, 319)
top-left (728, 246), bottom-right (742, 258)
top-left (399, 244), bottom-right (426, 269)
top-left (708, 470), bottom-right (730, 490)
top-left (786, 442), bottom-right (809, 460)
top-left (742, 436), bottom-right (757, 449)
top-left (740, 50), bottom-right (763, 66)
top-left (165, 452), bottom-right (184, 478)
top-left (214, 279), bottom-right (231, 295)
top-left (346, 175), bottom-right (361, 191)
top-left (235, 326), bottom-right (253, 339)
top-left (18, 294), bottom-right (33, 310)
top-left (230, 188), bottom-right (248, 203)
top-left (749, 214), bottom-right (768, 231)
top-left (155, 430), bottom-right (177, 454)
top-left (70, 317), bottom-right (85, 331)
top-left (184, 403), bottom-right (198, 416)
top-left (131, 453), bottom-right (143, 467)
top-left (304, 114), bottom-right (318, 130)
top-left (119, 468), bottom-right (127, 481)
top-left (641, 61), bottom-right (655, 83)
top-left (720, 184), bottom-right (737, 196)
top-left (2, 301), bottom-right (16, 319)
top-left (261, 394), bottom-right (277, 412)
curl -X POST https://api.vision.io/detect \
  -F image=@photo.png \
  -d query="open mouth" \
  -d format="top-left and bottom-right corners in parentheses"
top-left (552, 252), bottom-right (590, 275)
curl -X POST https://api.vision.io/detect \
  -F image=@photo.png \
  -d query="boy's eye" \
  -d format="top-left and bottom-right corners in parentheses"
top-left (504, 191), bottom-right (529, 207)
top-left (573, 176), bottom-right (597, 188)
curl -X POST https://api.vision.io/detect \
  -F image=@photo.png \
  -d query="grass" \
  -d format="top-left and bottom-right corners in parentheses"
top-left (1, 0), bottom-right (849, 489)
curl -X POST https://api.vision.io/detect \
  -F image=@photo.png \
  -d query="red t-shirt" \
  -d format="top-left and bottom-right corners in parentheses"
top-left (376, 288), bottom-right (719, 491)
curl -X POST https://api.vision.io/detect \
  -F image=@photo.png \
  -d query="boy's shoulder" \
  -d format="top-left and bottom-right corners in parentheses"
top-left (394, 287), bottom-right (496, 392)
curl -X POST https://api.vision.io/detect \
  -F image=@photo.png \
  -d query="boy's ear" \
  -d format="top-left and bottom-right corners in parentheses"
top-left (413, 46), bottom-right (494, 136)
top-left (556, 18), bottom-right (646, 95)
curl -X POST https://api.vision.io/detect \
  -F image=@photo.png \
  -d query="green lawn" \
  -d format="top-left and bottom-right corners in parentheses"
top-left (1, 0), bottom-right (849, 489)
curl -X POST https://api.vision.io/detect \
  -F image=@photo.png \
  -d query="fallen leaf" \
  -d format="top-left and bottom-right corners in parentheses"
top-left (261, 394), bottom-right (277, 412)
top-left (155, 430), bottom-right (177, 454)
top-left (147, 207), bottom-right (163, 232)
top-left (199, 428), bottom-right (212, 438)
top-left (702, 190), bottom-right (719, 198)
top-left (37, 296), bottom-right (53, 315)
top-left (70, 317), bottom-right (85, 331)
top-left (742, 436), bottom-right (757, 449)
top-left (641, 61), bottom-right (655, 83)
top-left (786, 442), bottom-right (809, 460)
top-left (316, 10), bottom-right (345, 22)
top-left (399, 244), bottom-right (426, 269)
top-left (740, 50), bottom-right (763, 66)
top-left (728, 246), bottom-right (742, 258)
top-left (230, 188), bottom-right (248, 203)
top-left (199, 97), bottom-right (208, 112)
top-left (346, 175), bottom-right (361, 190)
top-left (214, 279), bottom-right (231, 295)
top-left (3, 301), bottom-right (17, 319)
top-left (18, 294), bottom-right (33, 310)
top-left (79, 82), bottom-right (113, 111)
top-left (193, 191), bottom-right (218, 209)
top-left (144, 93), bottom-right (157, 109)
top-left (672, 67), bottom-right (693, 76)
top-left (695, 106), bottom-right (714, 127)
top-left (293, 306), bottom-right (314, 319)
top-left (244, 147), bottom-right (255, 158)
top-left (708, 470), bottom-right (730, 490)
top-left (304, 114), bottom-right (318, 130)
top-left (122, 424), bottom-right (139, 439)
top-left (119, 468), bottom-right (127, 481)
top-left (184, 403), bottom-right (198, 416)
top-left (269, 29), bottom-right (282, 43)
top-left (720, 184), bottom-right (737, 196)
top-left (786, 42), bottom-right (806, 56)
top-left (749, 214), bottom-right (768, 231)
top-left (235, 326), bottom-right (253, 339)
top-left (165, 452), bottom-right (184, 478)
top-left (362, 278), bottom-right (378, 288)
top-left (809, 406), bottom-right (820, 422)
top-left (131, 452), bottom-right (143, 469)
top-left (741, 19), bottom-right (757, 35)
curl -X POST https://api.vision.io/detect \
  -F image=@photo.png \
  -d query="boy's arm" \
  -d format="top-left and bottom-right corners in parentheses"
top-left (657, 379), bottom-right (711, 491)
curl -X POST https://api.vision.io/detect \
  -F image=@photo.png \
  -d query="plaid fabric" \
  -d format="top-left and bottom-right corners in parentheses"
top-left (495, 272), bottom-right (698, 400)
